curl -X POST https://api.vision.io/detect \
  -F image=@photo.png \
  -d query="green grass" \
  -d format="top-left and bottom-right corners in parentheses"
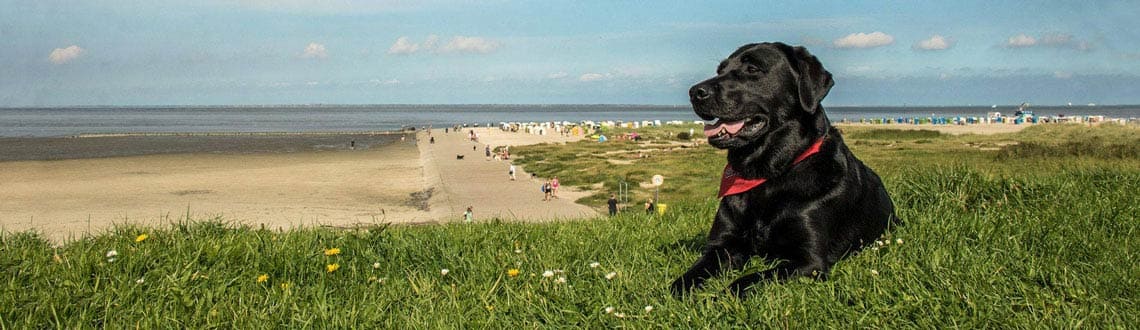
top-left (3, 124), bottom-right (1138, 327)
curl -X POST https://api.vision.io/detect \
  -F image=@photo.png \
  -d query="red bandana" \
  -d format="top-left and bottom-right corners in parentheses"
top-left (718, 138), bottom-right (825, 198)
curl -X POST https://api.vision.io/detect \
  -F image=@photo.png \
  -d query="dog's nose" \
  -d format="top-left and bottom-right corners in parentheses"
top-left (690, 85), bottom-right (711, 101)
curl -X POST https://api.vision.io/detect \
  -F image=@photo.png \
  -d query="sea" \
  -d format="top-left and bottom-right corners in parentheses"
top-left (1, 104), bottom-right (1138, 138)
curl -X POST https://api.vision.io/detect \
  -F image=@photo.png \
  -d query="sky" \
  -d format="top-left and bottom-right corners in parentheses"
top-left (2, 0), bottom-right (1139, 106)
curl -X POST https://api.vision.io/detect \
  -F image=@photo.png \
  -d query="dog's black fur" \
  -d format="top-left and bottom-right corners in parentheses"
top-left (671, 42), bottom-right (900, 297)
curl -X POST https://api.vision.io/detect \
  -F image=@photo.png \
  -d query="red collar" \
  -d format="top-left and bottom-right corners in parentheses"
top-left (718, 138), bottom-right (825, 198)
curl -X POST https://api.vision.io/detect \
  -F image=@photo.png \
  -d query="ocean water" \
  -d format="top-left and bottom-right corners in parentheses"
top-left (1, 104), bottom-right (1137, 137)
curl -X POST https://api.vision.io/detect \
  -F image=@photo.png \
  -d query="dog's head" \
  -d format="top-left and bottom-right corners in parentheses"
top-left (690, 42), bottom-right (834, 175)
top-left (691, 42), bottom-right (833, 149)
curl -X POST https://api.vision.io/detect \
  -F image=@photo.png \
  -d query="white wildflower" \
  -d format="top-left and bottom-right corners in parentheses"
top-left (105, 250), bottom-right (118, 258)
top-left (555, 276), bottom-right (567, 284)
top-left (875, 240), bottom-right (884, 246)
top-left (589, 261), bottom-right (600, 268)
top-left (895, 238), bottom-right (904, 245)
top-left (644, 305), bottom-right (654, 313)
top-left (514, 249), bottom-right (522, 254)
top-left (604, 307), bottom-right (615, 314)
top-left (614, 312), bottom-right (626, 318)
top-left (870, 269), bottom-right (879, 276)
top-left (605, 272), bottom-right (617, 280)
top-left (440, 268), bottom-right (449, 276)
top-left (372, 262), bottom-right (381, 269)
top-left (136, 277), bottom-right (144, 284)
top-left (542, 270), bottom-right (555, 278)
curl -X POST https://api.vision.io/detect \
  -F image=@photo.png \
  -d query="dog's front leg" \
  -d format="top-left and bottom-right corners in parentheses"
top-left (725, 260), bottom-right (828, 297)
top-left (670, 207), bottom-right (751, 297)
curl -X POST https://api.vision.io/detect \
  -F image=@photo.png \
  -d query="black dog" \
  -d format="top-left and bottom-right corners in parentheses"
top-left (671, 42), bottom-right (900, 297)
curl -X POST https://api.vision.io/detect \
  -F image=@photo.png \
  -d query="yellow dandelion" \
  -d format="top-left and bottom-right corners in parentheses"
top-left (507, 269), bottom-right (520, 277)
top-left (280, 282), bottom-right (291, 290)
top-left (257, 274), bottom-right (269, 283)
top-left (326, 263), bottom-right (340, 273)
top-left (324, 248), bottom-right (341, 256)
top-left (135, 233), bottom-right (148, 243)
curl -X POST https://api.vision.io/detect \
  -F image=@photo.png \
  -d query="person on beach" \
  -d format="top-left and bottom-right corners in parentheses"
top-left (485, 145), bottom-right (492, 160)
top-left (509, 164), bottom-right (517, 181)
top-left (644, 199), bottom-right (655, 215)
top-left (542, 181), bottom-right (553, 201)
top-left (551, 176), bottom-right (560, 199)
top-left (429, 136), bottom-right (435, 144)
top-left (464, 206), bottom-right (473, 223)
top-left (608, 194), bottom-right (619, 216)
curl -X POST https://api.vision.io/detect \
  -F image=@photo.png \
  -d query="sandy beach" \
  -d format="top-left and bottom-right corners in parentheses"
top-left (0, 121), bottom-right (1048, 242)
top-left (0, 128), bottom-right (592, 242)
top-left (836, 122), bottom-right (1032, 135)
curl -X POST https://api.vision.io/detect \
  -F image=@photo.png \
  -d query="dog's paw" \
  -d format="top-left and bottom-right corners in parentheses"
top-left (669, 278), bottom-right (699, 298)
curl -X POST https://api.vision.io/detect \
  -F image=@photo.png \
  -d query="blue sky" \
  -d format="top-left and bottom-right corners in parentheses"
top-left (2, 0), bottom-right (1138, 106)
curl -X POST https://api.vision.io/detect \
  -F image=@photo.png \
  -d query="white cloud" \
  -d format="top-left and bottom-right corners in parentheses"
top-left (1053, 71), bottom-right (1073, 79)
top-left (579, 73), bottom-right (606, 82)
top-left (387, 37), bottom-right (419, 55)
top-left (386, 35), bottom-right (499, 55)
top-left (423, 35), bottom-right (440, 49)
top-left (301, 42), bottom-right (328, 59)
top-left (914, 35), bottom-right (953, 51)
top-left (49, 45), bottom-right (84, 64)
top-left (547, 72), bottom-right (569, 79)
top-left (440, 36), bottom-right (500, 54)
top-left (1005, 34), bottom-right (1037, 48)
top-left (1042, 33), bottom-right (1092, 51)
top-left (371, 78), bottom-right (400, 85)
top-left (833, 32), bottom-right (894, 49)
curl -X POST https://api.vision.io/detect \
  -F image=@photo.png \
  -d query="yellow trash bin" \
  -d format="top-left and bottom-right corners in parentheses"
top-left (657, 203), bottom-right (667, 215)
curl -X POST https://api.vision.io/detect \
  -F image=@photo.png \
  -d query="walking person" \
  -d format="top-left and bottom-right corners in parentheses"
top-left (509, 164), bottom-right (517, 181)
top-left (608, 194), bottom-right (619, 216)
top-left (551, 176), bottom-right (560, 199)
top-left (464, 206), bottom-right (474, 223)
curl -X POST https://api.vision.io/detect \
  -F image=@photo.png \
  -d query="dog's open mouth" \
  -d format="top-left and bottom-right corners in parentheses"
top-left (704, 119), bottom-right (745, 139)
top-left (703, 117), bottom-right (764, 141)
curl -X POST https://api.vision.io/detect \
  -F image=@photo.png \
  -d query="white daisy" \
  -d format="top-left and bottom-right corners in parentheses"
top-left (605, 272), bottom-right (617, 280)
top-left (440, 268), bottom-right (450, 276)
top-left (542, 270), bottom-right (555, 278)
top-left (105, 250), bottom-right (118, 258)
top-left (589, 261), bottom-right (600, 268)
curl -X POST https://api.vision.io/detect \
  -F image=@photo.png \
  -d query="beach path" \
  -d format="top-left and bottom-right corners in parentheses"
top-left (417, 127), bottom-right (597, 222)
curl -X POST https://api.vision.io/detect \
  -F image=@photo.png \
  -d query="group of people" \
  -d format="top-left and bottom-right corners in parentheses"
top-left (540, 177), bottom-right (560, 201)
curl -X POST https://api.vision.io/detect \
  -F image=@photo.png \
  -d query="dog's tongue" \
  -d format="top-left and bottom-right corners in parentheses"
top-left (704, 120), bottom-right (746, 137)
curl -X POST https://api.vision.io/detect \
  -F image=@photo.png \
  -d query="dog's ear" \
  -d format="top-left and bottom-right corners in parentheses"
top-left (791, 46), bottom-right (833, 114)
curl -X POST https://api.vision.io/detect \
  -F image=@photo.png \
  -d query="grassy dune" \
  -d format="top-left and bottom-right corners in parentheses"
top-left (2, 124), bottom-right (1138, 327)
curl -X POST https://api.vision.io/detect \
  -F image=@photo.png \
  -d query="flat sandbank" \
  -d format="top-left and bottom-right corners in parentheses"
top-left (0, 129), bottom-right (592, 243)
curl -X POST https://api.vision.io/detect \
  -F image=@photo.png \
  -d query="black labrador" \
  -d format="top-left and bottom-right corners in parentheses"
top-left (671, 42), bottom-right (901, 297)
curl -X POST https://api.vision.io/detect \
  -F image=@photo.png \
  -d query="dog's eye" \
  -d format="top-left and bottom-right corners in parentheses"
top-left (745, 65), bottom-right (762, 74)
